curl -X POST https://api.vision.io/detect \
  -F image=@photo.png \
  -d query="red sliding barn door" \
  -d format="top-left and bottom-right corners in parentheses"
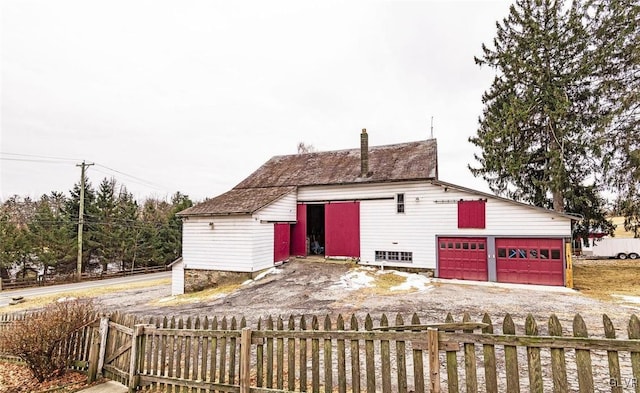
top-left (290, 204), bottom-right (307, 256)
top-left (325, 202), bottom-right (360, 258)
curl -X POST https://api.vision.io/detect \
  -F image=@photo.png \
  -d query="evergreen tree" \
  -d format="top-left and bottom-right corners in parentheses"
top-left (470, 0), bottom-right (637, 238)
top-left (95, 178), bottom-right (120, 271)
top-left (137, 198), bottom-right (169, 267)
top-left (595, 0), bottom-right (640, 236)
top-left (114, 187), bottom-right (140, 270)
top-left (0, 210), bottom-right (21, 279)
top-left (0, 199), bottom-right (35, 279)
top-left (63, 177), bottom-right (99, 273)
top-left (161, 192), bottom-right (192, 264)
top-left (29, 193), bottom-right (73, 276)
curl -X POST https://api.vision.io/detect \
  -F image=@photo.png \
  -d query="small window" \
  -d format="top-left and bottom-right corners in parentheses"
top-left (375, 250), bottom-right (413, 263)
top-left (440, 242), bottom-right (446, 249)
top-left (478, 243), bottom-right (485, 250)
top-left (551, 249), bottom-right (561, 259)
top-left (529, 249), bottom-right (539, 259)
top-left (455, 243), bottom-right (461, 249)
top-left (470, 243), bottom-right (477, 250)
top-left (462, 243), bottom-right (469, 250)
top-left (397, 193), bottom-right (405, 213)
top-left (540, 249), bottom-right (550, 259)
top-left (448, 242), bottom-right (454, 249)
top-left (400, 252), bottom-right (413, 262)
top-left (498, 248), bottom-right (506, 258)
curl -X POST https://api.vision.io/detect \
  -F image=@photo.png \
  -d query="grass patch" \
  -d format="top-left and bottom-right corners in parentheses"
top-left (573, 260), bottom-right (640, 301)
top-left (0, 278), bottom-right (170, 313)
top-left (372, 271), bottom-right (408, 290)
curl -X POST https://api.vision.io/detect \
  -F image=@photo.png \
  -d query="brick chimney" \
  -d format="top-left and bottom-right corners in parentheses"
top-left (360, 128), bottom-right (369, 177)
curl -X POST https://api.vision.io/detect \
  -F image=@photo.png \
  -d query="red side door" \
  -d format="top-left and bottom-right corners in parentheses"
top-left (290, 204), bottom-right (307, 256)
top-left (274, 223), bottom-right (290, 263)
top-left (325, 202), bottom-right (360, 258)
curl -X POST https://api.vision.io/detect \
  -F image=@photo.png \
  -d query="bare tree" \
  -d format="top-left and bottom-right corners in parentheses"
top-left (297, 142), bottom-right (316, 154)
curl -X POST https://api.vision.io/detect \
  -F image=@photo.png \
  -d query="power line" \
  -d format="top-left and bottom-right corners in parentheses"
top-left (0, 152), bottom-right (80, 162)
top-left (2, 152), bottom-right (174, 193)
top-left (94, 163), bottom-right (169, 191)
top-left (0, 157), bottom-right (75, 164)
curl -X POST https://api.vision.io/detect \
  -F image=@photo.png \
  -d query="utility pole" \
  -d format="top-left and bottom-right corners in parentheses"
top-left (76, 161), bottom-right (94, 280)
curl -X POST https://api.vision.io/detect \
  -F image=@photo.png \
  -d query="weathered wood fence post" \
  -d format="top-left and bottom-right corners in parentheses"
top-left (128, 324), bottom-right (145, 393)
top-left (87, 314), bottom-right (110, 383)
top-left (240, 327), bottom-right (252, 393)
top-left (97, 315), bottom-right (109, 378)
top-left (428, 327), bottom-right (440, 393)
top-left (87, 324), bottom-right (101, 383)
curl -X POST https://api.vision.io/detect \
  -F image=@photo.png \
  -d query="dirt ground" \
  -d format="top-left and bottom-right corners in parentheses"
top-left (4, 259), bottom-right (639, 393)
top-left (92, 259), bottom-right (640, 336)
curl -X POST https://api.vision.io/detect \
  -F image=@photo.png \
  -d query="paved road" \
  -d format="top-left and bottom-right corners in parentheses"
top-left (0, 271), bottom-right (171, 307)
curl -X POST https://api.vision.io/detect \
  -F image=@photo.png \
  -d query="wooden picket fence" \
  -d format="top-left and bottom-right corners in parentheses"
top-left (2, 311), bottom-right (640, 392)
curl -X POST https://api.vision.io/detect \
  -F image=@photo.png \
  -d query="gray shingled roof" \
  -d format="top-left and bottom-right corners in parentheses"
top-left (235, 139), bottom-right (438, 189)
top-left (178, 186), bottom-right (296, 217)
top-left (179, 139), bottom-right (438, 217)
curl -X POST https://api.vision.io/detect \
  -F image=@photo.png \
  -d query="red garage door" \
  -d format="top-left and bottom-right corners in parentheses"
top-left (496, 238), bottom-right (564, 286)
top-left (438, 237), bottom-right (488, 281)
top-left (325, 202), bottom-right (360, 258)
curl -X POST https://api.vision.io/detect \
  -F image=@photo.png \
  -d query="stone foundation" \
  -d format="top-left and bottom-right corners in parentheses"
top-left (184, 269), bottom-right (258, 293)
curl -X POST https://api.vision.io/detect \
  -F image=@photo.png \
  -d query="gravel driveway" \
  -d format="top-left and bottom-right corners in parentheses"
top-left (96, 259), bottom-right (640, 335)
top-left (90, 260), bottom-right (640, 392)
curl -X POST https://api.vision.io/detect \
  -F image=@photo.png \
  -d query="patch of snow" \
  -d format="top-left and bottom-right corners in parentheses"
top-left (613, 294), bottom-right (640, 304)
top-left (374, 269), bottom-right (433, 292)
top-left (254, 267), bottom-right (281, 281)
top-left (157, 296), bottom-right (176, 303)
top-left (57, 296), bottom-right (77, 303)
top-left (391, 274), bottom-right (434, 292)
top-left (330, 270), bottom-right (375, 291)
top-left (242, 267), bottom-right (282, 286)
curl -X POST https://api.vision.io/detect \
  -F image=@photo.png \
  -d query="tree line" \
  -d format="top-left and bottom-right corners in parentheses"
top-left (471, 0), bottom-right (639, 242)
top-left (0, 177), bottom-right (193, 280)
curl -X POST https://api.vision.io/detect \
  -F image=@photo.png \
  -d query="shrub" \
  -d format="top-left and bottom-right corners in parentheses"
top-left (0, 299), bottom-right (96, 382)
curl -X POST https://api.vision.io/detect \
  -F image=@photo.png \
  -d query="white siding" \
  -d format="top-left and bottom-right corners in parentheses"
top-left (182, 215), bottom-right (277, 273)
top-left (171, 260), bottom-right (184, 295)
top-left (255, 192), bottom-right (297, 222)
top-left (182, 216), bottom-right (255, 272)
top-left (298, 182), bottom-right (572, 270)
top-left (251, 220), bottom-right (276, 271)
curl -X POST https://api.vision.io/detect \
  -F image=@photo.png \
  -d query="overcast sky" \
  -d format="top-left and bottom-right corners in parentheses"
top-left (1, 1), bottom-right (510, 203)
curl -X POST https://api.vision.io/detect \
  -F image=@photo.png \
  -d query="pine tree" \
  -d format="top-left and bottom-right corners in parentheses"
top-left (114, 187), bottom-right (140, 270)
top-left (470, 0), bottom-right (637, 238)
top-left (29, 193), bottom-right (73, 276)
top-left (594, 0), bottom-right (640, 236)
top-left (95, 178), bottom-right (119, 271)
top-left (63, 177), bottom-right (99, 273)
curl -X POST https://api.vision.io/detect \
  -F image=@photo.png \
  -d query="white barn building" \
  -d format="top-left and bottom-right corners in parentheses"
top-left (174, 130), bottom-right (575, 295)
